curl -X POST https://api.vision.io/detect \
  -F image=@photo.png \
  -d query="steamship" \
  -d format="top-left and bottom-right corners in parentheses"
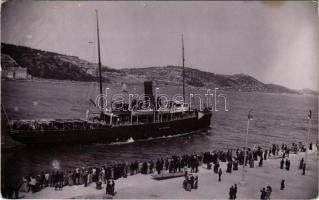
top-left (5, 11), bottom-right (212, 145)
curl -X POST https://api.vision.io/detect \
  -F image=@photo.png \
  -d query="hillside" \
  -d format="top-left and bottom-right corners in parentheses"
top-left (1, 43), bottom-right (109, 82)
top-left (1, 54), bottom-right (21, 69)
top-left (122, 67), bottom-right (298, 93)
top-left (1, 43), bottom-right (301, 94)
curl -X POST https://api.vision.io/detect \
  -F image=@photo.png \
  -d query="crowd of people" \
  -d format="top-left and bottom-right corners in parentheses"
top-left (1, 141), bottom-right (315, 199)
top-left (10, 119), bottom-right (107, 131)
top-left (2, 152), bottom-right (204, 198)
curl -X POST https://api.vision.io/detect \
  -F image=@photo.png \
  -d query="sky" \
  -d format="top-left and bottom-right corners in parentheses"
top-left (2, 0), bottom-right (319, 90)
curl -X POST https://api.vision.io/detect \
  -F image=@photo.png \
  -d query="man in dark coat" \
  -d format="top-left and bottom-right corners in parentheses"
top-left (233, 160), bottom-right (238, 171)
top-left (111, 180), bottom-right (115, 196)
top-left (267, 185), bottom-right (272, 192)
top-left (194, 175), bottom-right (198, 189)
top-left (83, 171), bottom-right (88, 187)
top-left (190, 175), bottom-right (195, 189)
top-left (229, 185), bottom-right (234, 200)
top-left (268, 148), bottom-right (271, 157)
top-left (280, 159), bottom-right (284, 169)
top-left (40, 172), bottom-right (45, 188)
top-left (299, 158), bottom-right (304, 170)
top-left (106, 180), bottom-right (112, 195)
top-left (259, 157), bottom-right (263, 167)
top-left (233, 184), bottom-right (237, 199)
top-left (260, 188), bottom-right (266, 199)
top-left (285, 159), bottom-right (289, 170)
top-left (226, 162), bottom-right (232, 173)
top-left (150, 161), bottom-right (154, 173)
top-left (156, 160), bottom-right (161, 174)
top-left (142, 162), bottom-right (147, 174)
top-left (196, 160), bottom-right (200, 173)
top-left (302, 163), bottom-right (306, 175)
top-left (266, 185), bottom-right (272, 199)
top-left (250, 159), bottom-right (254, 168)
top-left (287, 159), bottom-right (290, 171)
top-left (214, 162), bottom-right (220, 174)
top-left (285, 159), bottom-right (288, 169)
top-left (253, 151), bottom-right (258, 161)
top-left (264, 150), bottom-right (267, 160)
top-left (218, 168), bottom-right (222, 182)
top-left (280, 179), bottom-right (285, 190)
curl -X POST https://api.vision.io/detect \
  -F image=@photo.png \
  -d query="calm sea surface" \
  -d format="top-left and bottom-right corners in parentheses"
top-left (1, 80), bottom-right (318, 184)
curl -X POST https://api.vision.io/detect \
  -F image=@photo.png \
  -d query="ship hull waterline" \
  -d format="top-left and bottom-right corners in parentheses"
top-left (9, 113), bottom-right (212, 146)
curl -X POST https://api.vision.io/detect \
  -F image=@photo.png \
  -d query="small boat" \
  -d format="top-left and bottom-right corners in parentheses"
top-left (151, 172), bottom-right (184, 180)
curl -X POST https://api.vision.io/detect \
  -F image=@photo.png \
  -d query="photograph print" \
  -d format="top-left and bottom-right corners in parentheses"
top-left (1, 0), bottom-right (318, 199)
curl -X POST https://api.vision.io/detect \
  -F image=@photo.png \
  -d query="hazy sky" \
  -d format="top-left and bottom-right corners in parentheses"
top-left (2, 1), bottom-right (319, 90)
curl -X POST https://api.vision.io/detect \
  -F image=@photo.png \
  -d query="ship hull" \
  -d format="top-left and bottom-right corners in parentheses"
top-left (9, 113), bottom-right (212, 145)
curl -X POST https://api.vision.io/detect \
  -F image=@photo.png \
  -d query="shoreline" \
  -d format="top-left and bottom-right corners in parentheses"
top-left (22, 147), bottom-right (318, 199)
top-left (2, 79), bottom-right (312, 97)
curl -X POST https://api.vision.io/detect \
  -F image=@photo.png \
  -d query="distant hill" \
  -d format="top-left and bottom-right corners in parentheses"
top-left (264, 83), bottom-right (298, 94)
top-left (123, 67), bottom-right (301, 93)
top-left (1, 43), bottom-right (110, 82)
top-left (1, 43), bottom-right (304, 94)
top-left (298, 88), bottom-right (318, 96)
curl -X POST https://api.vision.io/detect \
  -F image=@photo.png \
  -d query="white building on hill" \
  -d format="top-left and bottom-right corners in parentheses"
top-left (1, 54), bottom-right (31, 80)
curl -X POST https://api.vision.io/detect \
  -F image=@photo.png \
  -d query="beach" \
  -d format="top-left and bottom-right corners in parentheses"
top-left (22, 147), bottom-right (318, 199)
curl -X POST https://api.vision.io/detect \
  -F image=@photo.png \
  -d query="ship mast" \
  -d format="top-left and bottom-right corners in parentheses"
top-left (182, 34), bottom-right (186, 103)
top-left (95, 10), bottom-right (104, 116)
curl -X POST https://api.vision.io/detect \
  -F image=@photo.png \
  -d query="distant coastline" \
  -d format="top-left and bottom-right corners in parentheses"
top-left (1, 78), bottom-right (317, 97)
top-left (2, 43), bottom-right (316, 95)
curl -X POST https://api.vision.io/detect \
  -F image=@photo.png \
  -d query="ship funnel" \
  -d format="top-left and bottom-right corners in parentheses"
top-left (144, 81), bottom-right (154, 107)
top-left (144, 81), bottom-right (153, 97)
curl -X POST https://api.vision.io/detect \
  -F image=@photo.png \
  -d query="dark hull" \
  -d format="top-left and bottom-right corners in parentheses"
top-left (9, 113), bottom-right (212, 145)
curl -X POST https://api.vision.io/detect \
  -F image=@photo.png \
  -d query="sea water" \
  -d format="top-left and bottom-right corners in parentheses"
top-left (1, 80), bottom-right (318, 185)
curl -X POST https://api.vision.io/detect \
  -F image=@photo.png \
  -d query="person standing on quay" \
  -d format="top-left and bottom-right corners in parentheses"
top-left (106, 180), bottom-right (111, 195)
top-left (250, 159), bottom-right (254, 168)
top-left (111, 180), bottom-right (115, 196)
top-left (229, 185), bottom-right (234, 200)
top-left (194, 175), bottom-right (198, 189)
top-left (280, 159), bottom-right (284, 169)
top-left (264, 150), bottom-right (267, 160)
top-left (285, 159), bottom-right (290, 171)
top-left (233, 184), bottom-right (237, 199)
top-left (287, 159), bottom-right (290, 171)
top-left (260, 188), bottom-right (266, 200)
top-left (280, 179), bottom-right (285, 190)
top-left (266, 185), bottom-right (272, 199)
top-left (218, 168), bottom-right (222, 182)
top-left (259, 157), bottom-right (263, 167)
top-left (299, 158), bottom-right (304, 170)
